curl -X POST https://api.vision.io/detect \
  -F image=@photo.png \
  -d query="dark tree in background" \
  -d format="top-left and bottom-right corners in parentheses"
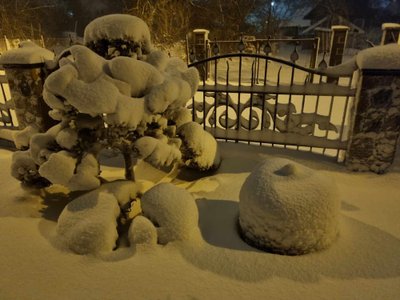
top-left (122, 0), bottom-right (191, 45)
top-left (1, 0), bottom-right (397, 45)
top-left (0, 0), bottom-right (60, 39)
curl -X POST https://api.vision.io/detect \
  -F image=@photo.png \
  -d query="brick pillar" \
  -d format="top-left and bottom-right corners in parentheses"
top-left (329, 26), bottom-right (349, 66)
top-left (346, 69), bottom-right (400, 173)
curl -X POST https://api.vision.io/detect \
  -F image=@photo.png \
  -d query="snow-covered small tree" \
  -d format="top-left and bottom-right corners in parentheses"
top-left (10, 14), bottom-right (220, 192)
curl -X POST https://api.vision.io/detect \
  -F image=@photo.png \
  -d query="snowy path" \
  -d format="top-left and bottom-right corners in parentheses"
top-left (0, 142), bottom-right (399, 299)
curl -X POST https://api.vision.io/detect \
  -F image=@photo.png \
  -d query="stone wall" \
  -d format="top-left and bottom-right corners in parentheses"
top-left (4, 65), bottom-right (56, 131)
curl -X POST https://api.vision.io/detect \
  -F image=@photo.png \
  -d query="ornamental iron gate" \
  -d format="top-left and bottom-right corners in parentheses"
top-left (188, 53), bottom-right (356, 159)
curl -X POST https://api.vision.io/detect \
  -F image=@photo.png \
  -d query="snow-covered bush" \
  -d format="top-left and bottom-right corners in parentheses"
top-left (7, 14), bottom-right (218, 256)
top-left (239, 158), bottom-right (340, 255)
top-left (56, 191), bottom-right (120, 254)
top-left (128, 215), bottom-right (158, 246)
top-left (10, 14), bottom-right (220, 191)
top-left (140, 183), bottom-right (199, 244)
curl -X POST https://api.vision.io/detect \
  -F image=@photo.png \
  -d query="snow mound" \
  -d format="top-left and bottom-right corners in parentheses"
top-left (140, 183), bottom-right (198, 244)
top-left (56, 191), bottom-right (120, 255)
top-left (128, 215), bottom-right (158, 246)
top-left (83, 14), bottom-right (152, 54)
top-left (0, 41), bottom-right (54, 65)
top-left (239, 158), bottom-right (340, 255)
top-left (178, 122), bottom-right (221, 171)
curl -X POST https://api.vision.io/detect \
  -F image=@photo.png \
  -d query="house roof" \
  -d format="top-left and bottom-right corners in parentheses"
top-left (280, 7), bottom-right (312, 28)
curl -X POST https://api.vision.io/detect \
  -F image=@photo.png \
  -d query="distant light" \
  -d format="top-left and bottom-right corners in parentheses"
top-left (67, 11), bottom-right (74, 17)
top-left (271, 1), bottom-right (275, 6)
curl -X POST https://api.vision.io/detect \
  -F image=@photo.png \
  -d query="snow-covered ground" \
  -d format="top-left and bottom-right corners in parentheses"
top-left (1, 141), bottom-right (399, 300)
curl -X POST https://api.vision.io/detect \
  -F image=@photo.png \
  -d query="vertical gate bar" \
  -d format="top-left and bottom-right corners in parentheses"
top-left (322, 94), bottom-right (335, 155)
top-left (296, 76), bottom-right (309, 150)
top-left (337, 75), bottom-right (354, 161)
top-left (284, 65), bottom-right (296, 149)
top-left (310, 74), bottom-right (324, 153)
top-left (260, 57), bottom-right (268, 146)
top-left (225, 61), bottom-right (230, 141)
top-left (202, 65), bottom-right (206, 130)
top-left (248, 60), bottom-right (256, 144)
top-left (236, 54), bottom-right (243, 141)
top-left (272, 66), bottom-right (282, 148)
top-left (214, 58), bottom-right (218, 130)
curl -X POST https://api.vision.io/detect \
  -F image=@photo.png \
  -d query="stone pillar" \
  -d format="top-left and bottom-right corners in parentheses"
top-left (0, 41), bottom-right (55, 132)
top-left (189, 29), bottom-right (210, 80)
top-left (329, 26), bottom-right (349, 66)
top-left (346, 69), bottom-right (400, 173)
top-left (3, 64), bottom-right (56, 131)
top-left (381, 23), bottom-right (400, 45)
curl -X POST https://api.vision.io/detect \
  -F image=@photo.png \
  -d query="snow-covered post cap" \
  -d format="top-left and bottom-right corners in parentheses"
top-left (356, 43), bottom-right (400, 70)
top-left (0, 41), bottom-right (54, 67)
top-left (84, 14), bottom-right (153, 59)
top-left (322, 44), bottom-right (400, 77)
top-left (381, 23), bottom-right (400, 45)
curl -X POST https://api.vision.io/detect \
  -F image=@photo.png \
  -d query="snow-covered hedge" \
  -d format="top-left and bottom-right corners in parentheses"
top-left (239, 158), bottom-right (340, 255)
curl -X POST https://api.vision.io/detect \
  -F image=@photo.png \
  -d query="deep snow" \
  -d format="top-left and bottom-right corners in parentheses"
top-left (0, 141), bottom-right (399, 300)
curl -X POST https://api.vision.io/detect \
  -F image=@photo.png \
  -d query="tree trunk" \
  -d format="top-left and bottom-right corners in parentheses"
top-left (122, 147), bottom-right (135, 181)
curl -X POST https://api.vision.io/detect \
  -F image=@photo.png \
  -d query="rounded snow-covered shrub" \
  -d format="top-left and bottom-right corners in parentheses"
top-left (84, 14), bottom-right (152, 59)
top-left (178, 122), bottom-right (221, 171)
top-left (239, 158), bottom-right (340, 255)
top-left (56, 191), bottom-right (120, 255)
top-left (140, 183), bottom-right (198, 244)
top-left (128, 215), bottom-right (158, 246)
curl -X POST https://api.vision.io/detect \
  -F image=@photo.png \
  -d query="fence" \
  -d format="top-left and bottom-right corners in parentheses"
top-left (188, 36), bottom-right (321, 70)
top-left (0, 70), bottom-right (15, 128)
top-left (188, 52), bottom-right (356, 160)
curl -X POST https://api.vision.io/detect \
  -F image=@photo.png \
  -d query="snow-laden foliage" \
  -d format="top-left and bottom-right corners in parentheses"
top-left (140, 183), bottom-right (199, 244)
top-left (239, 158), bottom-right (340, 255)
top-left (178, 122), bottom-right (221, 170)
top-left (10, 14), bottom-right (220, 192)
